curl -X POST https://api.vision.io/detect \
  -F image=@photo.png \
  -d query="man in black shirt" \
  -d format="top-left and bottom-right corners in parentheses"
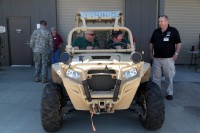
top-left (150, 15), bottom-right (181, 100)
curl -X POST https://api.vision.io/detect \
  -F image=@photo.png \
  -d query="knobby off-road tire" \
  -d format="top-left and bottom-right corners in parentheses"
top-left (138, 81), bottom-right (165, 130)
top-left (41, 83), bottom-right (63, 132)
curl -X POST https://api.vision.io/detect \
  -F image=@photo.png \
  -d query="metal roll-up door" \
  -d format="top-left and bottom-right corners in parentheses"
top-left (57, 0), bottom-right (124, 46)
top-left (164, 0), bottom-right (200, 64)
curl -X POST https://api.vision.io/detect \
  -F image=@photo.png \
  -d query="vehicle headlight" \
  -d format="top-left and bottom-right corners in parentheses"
top-left (66, 69), bottom-right (80, 79)
top-left (123, 68), bottom-right (137, 79)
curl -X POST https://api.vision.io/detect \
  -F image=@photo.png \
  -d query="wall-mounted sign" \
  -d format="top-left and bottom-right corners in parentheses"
top-left (0, 26), bottom-right (6, 33)
top-left (37, 24), bottom-right (40, 29)
top-left (16, 29), bottom-right (22, 34)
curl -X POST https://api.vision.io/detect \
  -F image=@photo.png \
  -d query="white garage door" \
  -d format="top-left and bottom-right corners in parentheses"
top-left (164, 0), bottom-right (200, 64)
top-left (57, 0), bottom-right (125, 46)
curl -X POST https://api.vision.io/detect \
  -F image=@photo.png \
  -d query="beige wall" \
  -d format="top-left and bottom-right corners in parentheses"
top-left (164, 0), bottom-right (200, 64)
top-left (57, 0), bottom-right (125, 49)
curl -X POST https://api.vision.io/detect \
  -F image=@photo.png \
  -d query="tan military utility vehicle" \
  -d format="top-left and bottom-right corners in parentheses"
top-left (40, 11), bottom-right (165, 132)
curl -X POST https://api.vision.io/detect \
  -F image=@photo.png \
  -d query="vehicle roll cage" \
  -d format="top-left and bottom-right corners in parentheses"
top-left (66, 11), bottom-right (135, 54)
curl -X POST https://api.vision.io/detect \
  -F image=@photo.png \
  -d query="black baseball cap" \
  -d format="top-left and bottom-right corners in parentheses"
top-left (40, 20), bottom-right (47, 26)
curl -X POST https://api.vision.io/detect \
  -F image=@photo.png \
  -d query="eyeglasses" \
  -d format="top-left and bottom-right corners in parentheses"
top-left (89, 34), bottom-right (95, 36)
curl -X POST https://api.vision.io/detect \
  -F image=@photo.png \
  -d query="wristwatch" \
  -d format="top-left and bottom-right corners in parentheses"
top-left (175, 52), bottom-right (178, 56)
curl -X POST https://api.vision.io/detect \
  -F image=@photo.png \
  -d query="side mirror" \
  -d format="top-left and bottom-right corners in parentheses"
top-left (60, 52), bottom-right (72, 64)
top-left (130, 52), bottom-right (142, 63)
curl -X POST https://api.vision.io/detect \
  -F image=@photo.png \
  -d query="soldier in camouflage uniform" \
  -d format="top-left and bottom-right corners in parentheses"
top-left (30, 20), bottom-right (53, 83)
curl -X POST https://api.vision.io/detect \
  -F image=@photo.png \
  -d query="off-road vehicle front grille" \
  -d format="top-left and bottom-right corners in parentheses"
top-left (87, 75), bottom-right (116, 91)
top-left (88, 70), bottom-right (116, 74)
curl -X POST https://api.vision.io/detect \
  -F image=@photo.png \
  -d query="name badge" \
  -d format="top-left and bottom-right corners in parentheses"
top-left (54, 37), bottom-right (57, 39)
top-left (163, 37), bottom-right (169, 42)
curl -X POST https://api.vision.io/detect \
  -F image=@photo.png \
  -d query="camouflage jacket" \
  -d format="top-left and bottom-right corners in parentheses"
top-left (30, 27), bottom-right (53, 53)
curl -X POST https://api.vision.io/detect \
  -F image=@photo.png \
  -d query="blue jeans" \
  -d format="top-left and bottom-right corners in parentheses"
top-left (51, 49), bottom-right (60, 64)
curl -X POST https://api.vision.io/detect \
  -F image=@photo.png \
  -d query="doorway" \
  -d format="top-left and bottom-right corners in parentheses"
top-left (7, 17), bottom-right (32, 66)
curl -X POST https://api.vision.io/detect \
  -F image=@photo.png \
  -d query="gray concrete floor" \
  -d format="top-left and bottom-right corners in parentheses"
top-left (0, 65), bottom-right (200, 133)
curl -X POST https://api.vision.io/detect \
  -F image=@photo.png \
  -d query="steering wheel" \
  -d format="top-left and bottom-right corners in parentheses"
top-left (108, 42), bottom-right (128, 49)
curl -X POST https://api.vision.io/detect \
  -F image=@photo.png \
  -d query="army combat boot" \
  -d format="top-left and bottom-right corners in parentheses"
top-left (42, 77), bottom-right (48, 83)
top-left (34, 76), bottom-right (40, 82)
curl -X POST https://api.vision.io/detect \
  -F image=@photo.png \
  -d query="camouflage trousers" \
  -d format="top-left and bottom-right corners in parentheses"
top-left (34, 53), bottom-right (49, 78)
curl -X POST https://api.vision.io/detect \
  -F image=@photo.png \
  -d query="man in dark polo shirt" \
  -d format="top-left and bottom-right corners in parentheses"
top-left (72, 30), bottom-right (99, 50)
top-left (150, 15), bottom-right (181, 100)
